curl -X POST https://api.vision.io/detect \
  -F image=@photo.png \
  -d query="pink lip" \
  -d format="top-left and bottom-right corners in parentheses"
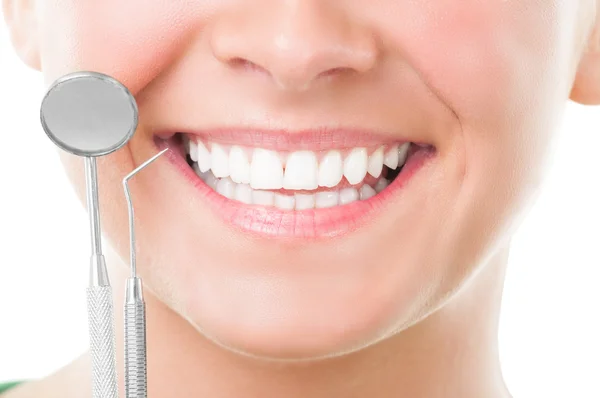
top-left (155, 132), bottom-right (435, 240)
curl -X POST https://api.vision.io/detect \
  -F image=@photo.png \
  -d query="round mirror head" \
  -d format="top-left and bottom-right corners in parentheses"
top-left (40, 71), bottom-right (138, 157)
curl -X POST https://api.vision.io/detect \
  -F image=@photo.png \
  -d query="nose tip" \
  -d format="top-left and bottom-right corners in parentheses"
top-left (209, 3), bottom-right (379, 91)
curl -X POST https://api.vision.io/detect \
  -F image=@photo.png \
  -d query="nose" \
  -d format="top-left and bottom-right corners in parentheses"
top-left (209, 1), bottom-right (379, 91)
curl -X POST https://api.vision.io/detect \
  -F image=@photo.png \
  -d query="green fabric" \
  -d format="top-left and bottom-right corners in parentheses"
top-left (0, 381), bottom-right (21, 394)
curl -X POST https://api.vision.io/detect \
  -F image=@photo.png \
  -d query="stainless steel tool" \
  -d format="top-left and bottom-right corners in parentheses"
top-left (40, 71), bottom-right (138, 398)
top-left (122, 148), bottom-right (168, 398)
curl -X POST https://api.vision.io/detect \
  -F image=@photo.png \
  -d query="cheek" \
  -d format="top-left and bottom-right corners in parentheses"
top-left (59, 153), bottom-right (85, 208)
top-left (362, 1), bottom-right (578, 303)
top-left (376, 1), bottom-right (571, 125)
top-left (37, 1), bottom-right (214, 93)
top-left (38, 1), bottom-right (218, 269)
top-left (376, 1), bottom-right (574, 205)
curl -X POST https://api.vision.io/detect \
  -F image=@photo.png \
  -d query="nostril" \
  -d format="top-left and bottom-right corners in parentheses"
top-left (229, 58), bottom-right (252, 69)
top-left (229, 57), bottom-right (270, 76)
top-left (317, 67), bottom-right (352, 79)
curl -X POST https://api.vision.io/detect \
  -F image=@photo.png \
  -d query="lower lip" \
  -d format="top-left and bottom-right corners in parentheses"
top-left (157, 139), bottom-right (434, 240)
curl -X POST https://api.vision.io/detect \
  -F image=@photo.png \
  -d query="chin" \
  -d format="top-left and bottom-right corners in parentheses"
top-left (174, 254), bottom-right (431, 361)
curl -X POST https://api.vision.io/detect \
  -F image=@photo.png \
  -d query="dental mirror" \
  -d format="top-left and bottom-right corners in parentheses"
top-left (40, 71), bottom-right (137, 157)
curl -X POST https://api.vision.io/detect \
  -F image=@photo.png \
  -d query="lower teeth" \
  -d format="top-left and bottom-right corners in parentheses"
top-left (193, 164), bottom-right (390, 210)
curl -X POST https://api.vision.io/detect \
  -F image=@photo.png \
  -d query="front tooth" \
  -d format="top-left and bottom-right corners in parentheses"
top-left (196, 141), bottom-right (211, 172)
top-left (315, 191), bottom-right (339, 208)
top-left (216, 177), bottom-right (235, 199)
top-left (211, 143), bottom-right (229, 177)
top-left (295, 193), bottom-right (315, 210)
top-left (229, 146), bottom-right (251, 184)
top-left (343, 147), bottom-right (368, 185)
top-left (274, 194), bottom-right (295, 210)
top-left (189, 140), bottom-right (198, 162)
top-left (283, 151), bottom-right (318, 190)
top-left (374, 178), bottom-right (389, 193)
top-left (318, 151), bottom-right (343, 187)
top-left (359, 185), bottom-right (376, 200)
top-left (367, 146), bottom-right (384, 178)
top-left (339, 187), bottom-right (359, 205)
top-left (398, 142), bottom-right (410, 167)
top-left (250, 149), bottom-right (283, 189)
top-left (252, 190), bottom-right (274, 206)
top-left (234, 183), bottom-right (253, 204)
top-left (383, 144), bottom-right (399, 169)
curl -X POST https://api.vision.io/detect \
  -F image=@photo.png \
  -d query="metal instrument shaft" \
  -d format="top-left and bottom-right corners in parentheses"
top-left (123, 148), bottom-right (168, 398)
top-left (86, 156), bottom-right (119, 398)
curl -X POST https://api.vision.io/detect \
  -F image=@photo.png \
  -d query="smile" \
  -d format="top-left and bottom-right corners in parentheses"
top-left (158, 130), bottom-right (436, 239)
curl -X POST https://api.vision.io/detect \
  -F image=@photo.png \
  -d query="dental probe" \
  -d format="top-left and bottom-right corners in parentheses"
top-left (40, 71), bottom-right (138, 398)
top-left (122, 148), bottom-right (168, 398)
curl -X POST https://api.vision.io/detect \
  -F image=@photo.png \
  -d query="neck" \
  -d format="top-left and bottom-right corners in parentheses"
top-left (104, 244), bottom-right (511, 398)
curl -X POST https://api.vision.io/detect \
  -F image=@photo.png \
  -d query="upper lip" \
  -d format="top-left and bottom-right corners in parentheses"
top-left (156, 128), bottom-right (432, 152)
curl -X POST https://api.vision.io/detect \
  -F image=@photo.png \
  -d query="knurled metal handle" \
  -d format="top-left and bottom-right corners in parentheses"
top-left (124, 299), bottom-right (147, 398)
top-left (87, 285), bottom-right (119, 398)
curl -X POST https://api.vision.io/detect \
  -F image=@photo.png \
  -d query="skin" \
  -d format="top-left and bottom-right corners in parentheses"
top-left (3, 0), bottom-right (600, 397)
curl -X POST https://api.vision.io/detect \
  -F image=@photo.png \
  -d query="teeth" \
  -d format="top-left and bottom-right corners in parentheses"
top-left (295, 193), bottom-right (315, 210)
top-left (195, 164), bottom-right (218, 190)
top-left (216, 177), bottom-right (235, 199)
top-left (339, 187), bottom-right (359, 205)
top-left (189, 140), bottom-right (411, 189)
top-left (187, 139), bottom-right (412, 207)
top-left (398, 142), bottom-right (410, 166)
top-left (315, 191), bottom-right (339, 208)
top-left (211, 143), bottom-right (229, 178)
top-left (189, 140), bottom-right (198, 162)
top-left (252, 190), bottom-right (274, 206)
top-left (343, 147), bottom-right (368, 185)
top-left (251, 149), bottom-right (284, 189)
top-left (367, 146), bottom-right (384, 178)
top-left (374, 178), bottom-right (389, 193)
top-left (382, 142), bottom-right (410, 170)
top-left (195, 167), bottom-right (391, 209)
top-left (234, 183), bottom-right (253, 204)
top-left (274, 193), bottom-right (295, 210)
top-left (359, 185), bottom-right (376, 200)
top-left (383, 144), bottom-right (399, 169)
top-left (196, 141), bottom-right (211, 172)
top-left (229, 146), bottom-right (251, 184)
top-left (283, 151), bottom-right (318, 190)
top-left (318, 150), bottom-right (344, 188)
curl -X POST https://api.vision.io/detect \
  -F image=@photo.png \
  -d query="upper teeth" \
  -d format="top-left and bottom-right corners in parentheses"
top-left (187, 139), bottom-right (410, 191)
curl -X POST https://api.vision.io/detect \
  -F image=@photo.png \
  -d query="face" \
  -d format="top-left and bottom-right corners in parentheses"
top-left (22, 0), bottom-right (592, 359)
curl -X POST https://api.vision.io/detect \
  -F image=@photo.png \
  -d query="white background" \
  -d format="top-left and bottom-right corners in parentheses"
top-left (0, 14), bottom-right (599, 398)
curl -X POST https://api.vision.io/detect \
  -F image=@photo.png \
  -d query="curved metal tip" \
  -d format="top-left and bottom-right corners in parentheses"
top-left (123, 148), bottom-right (169, 277)
top-left (123, 148), bottom-right (169, 184)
